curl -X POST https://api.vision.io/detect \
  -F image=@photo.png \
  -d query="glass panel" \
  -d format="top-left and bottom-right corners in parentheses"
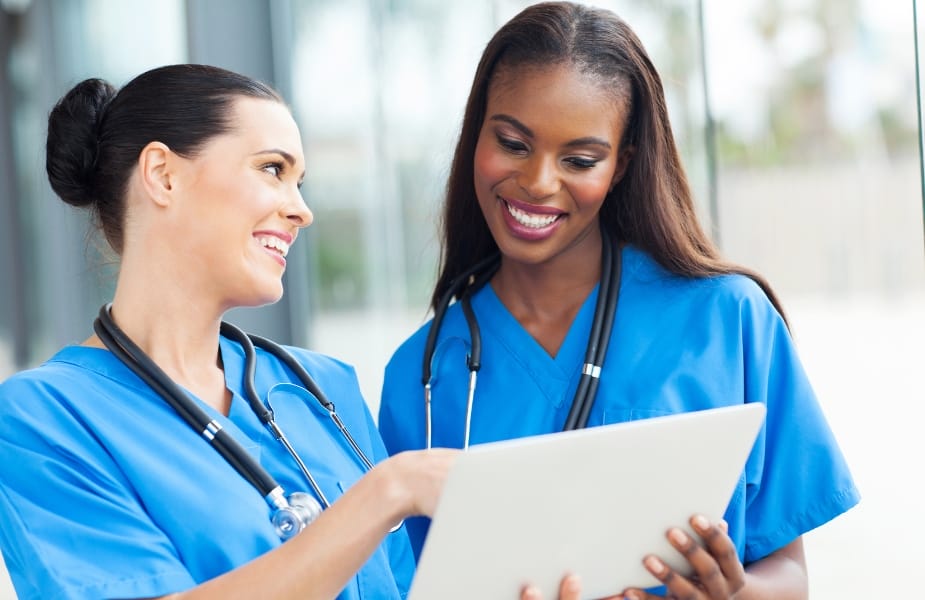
top-left (2, 0), bottom-right (186, 367)
top-left (704, 1), bottom-right (924, 596)
top-left (917, 0), bottom-right (925, 226)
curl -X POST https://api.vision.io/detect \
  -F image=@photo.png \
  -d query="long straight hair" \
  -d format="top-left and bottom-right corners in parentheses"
top-left (432, 1), bottom-right (786, 320)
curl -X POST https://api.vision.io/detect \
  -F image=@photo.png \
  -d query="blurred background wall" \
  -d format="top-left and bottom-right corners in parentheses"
top-left (0, 0), bottom-right (923, 597)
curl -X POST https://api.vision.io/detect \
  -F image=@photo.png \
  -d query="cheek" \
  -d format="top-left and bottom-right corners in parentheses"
top-left (473, 135), bottom-right (511, 191)
top-left (569, 168), bottom-right (616, 210)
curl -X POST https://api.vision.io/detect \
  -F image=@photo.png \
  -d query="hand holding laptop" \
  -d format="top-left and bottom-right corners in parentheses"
top-left (408, 404), bottom-right (766, 600)
top-left (518, 515), bottom-right (743, 600)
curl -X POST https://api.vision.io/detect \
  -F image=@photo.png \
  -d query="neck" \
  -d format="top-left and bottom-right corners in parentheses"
top-left (93, 265), bottom-right (231, 414)
top-left (109, 291), bottom-right (223, 370)
top-left (492, 230), bottom-right (603, 319)
top-left (490, 228), bottom-right (604, 357)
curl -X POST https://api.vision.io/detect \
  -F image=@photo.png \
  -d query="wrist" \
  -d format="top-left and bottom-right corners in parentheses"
top-left (367, 455), bottom-right (415, 523)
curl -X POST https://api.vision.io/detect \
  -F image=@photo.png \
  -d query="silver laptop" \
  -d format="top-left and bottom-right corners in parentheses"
top-left (407, 402), bottom-right (766, 600)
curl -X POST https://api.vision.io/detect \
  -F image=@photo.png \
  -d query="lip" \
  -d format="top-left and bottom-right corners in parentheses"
top-left (497, 195), bottom-right (565, 241)
top-left (502, 195), bottom-right (566, 216)
top-left (254, 230), bottom-right (294, 268)
top-left (254, 230), bottom-right (295, 244)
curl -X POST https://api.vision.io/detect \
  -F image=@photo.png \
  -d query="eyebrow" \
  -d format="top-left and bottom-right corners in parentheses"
top-left (252, 148), bottom-right (297, 166)
top-left (489, 114), bottom-right (612, 150)
top-left (253, 148), bottom-right (306, 180)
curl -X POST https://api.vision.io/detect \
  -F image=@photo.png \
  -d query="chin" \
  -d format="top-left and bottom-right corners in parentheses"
top-left (239, 282), bottom-right (286, 308)
top-left (258, 287), bottom-right (286, 307)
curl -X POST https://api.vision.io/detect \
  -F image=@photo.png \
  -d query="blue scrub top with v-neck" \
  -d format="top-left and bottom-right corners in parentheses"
top-left (380, 244), bottom-right (859, 565)
top-left (0, 337), bottom-right (414, 600)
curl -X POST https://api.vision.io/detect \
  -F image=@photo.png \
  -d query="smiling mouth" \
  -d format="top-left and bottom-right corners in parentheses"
top-left (504, 200), bottom-right (561, 229)
top-left (256, 235), bottom-right (291, 257)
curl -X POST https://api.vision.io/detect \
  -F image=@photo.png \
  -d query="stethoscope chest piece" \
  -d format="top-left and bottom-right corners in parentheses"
top-left (272, 492), bottom-right (323, 540)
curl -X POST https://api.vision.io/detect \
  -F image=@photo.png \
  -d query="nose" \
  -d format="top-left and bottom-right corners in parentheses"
top-left (286, 188), bottom-right (314, 229)
top-left (516, 155), bottom-right (561, 199)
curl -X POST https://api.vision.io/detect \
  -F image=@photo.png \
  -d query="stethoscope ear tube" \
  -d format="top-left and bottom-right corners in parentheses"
top-left (422, 253), bottom-right (500, 386)
top-left (219, 322), bottom-right (273, 424)
top-left (422, 253), bottom-right (499, 450)
top-left (245, 331), bottom-right (374, 473)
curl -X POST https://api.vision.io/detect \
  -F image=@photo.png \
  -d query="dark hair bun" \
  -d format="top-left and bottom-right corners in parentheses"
top-left (45, 78), bottom-right (117, 208)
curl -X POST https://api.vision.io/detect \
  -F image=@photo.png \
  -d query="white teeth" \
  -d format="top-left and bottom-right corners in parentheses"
top-left (256, 235), bottom-right (290, 257)
top-left (505, 202), bottom-right (559, 228)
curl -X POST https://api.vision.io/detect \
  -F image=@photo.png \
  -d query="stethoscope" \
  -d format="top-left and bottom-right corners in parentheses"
top-left (93, 304), bottom-right (396, 541)
top-left (421, 226), bottom-right (622, 449)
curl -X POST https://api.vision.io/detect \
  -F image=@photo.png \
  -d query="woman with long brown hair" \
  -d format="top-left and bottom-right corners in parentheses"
top-left (380, 3), bottom-right (858, 599)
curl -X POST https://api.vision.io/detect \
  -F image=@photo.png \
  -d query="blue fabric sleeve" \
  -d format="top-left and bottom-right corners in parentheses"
top-left (0, 375), bottom-right (195, 600)
top-left (737, 283), bottom-right (860, 563)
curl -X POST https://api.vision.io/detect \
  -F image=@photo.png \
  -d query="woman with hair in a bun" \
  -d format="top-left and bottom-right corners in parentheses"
top-left (0, 63), bottom-right (531, 600)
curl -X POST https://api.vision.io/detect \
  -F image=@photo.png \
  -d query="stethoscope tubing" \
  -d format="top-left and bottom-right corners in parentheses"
top-left (562, 227), bottom-right (618, 431)
top-left (218, 323), bottom-right (332, 507)
top-left (247, 331), bottom-right (374, 472)
top-left (94, 307), bottom-right (279, 498)
top-left (422, 253), bottom-right (500, 449)
top-left (95, 304), bottom-right (381, 520)
top-left (422, 223), bottom-right (621, 446)
top-left (573, 230), bottom-right (621, 429)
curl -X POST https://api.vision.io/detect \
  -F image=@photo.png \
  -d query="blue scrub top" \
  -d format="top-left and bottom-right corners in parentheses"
top-left (0, 337), bottom-right (414, 600)
top-left (380, 244), bottom-right (859, 565)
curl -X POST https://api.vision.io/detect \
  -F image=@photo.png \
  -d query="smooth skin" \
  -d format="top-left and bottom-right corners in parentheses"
top-left (473, 64), bottom-right (809, 599)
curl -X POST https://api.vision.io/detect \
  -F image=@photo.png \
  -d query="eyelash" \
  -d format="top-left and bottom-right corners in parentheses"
top-left (497, 135), bottom-right (599, 170)
top-left (565, 157), bottom-right (598, 170)
top-left (261, 162), bottom-right (284, 178)
top-left (497, 135), bottom-right (528, 154)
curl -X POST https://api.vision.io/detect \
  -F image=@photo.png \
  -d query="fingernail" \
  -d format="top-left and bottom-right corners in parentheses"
top-left (668, 527), bottom-right (688, 545)
top-left (564, 574), bottom-right (581, 593)
top-left (692, 514), bottom-right (709, 530)
top-left (644, 555), bottom-right (665, 574)
top-left (522, 585), bottom-right (540, 599)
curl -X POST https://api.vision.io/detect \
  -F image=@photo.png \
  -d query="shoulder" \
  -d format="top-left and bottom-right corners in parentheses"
top-left (0, 348), bottom-right (108, 409)
top-left (386, 293), bottom-right (488, 376)
top-left (250, 342), bottom-right (364, 395)
top-left (623, 245), bottom-right (783, 327)
top-left (385, 318), bottom-right (433, 374)
top-left (0, 348), bottom-right (122, 455)
top-left (275, 344), bottom-right (357, 375)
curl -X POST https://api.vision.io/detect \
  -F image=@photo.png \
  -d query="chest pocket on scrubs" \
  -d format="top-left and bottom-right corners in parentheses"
top-left (600, 407), bottom-right (673, 426)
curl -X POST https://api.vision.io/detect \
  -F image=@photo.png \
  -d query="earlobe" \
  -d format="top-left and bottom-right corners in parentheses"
top-left (610, 145), bottom-right (635, 190)
top-left (138, 141), bottom-right (174, 207)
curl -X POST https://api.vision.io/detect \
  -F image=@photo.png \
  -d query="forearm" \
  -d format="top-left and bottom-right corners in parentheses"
top-left (167, 464), bottom-right (408, 600)
top-left (735, 538), bottom-right (808, 600)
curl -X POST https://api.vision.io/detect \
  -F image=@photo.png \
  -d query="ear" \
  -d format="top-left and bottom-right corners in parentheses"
top-left (137, 141), bottom-right (174, 207)
top-left (610, 145), bottom-right (635, 191)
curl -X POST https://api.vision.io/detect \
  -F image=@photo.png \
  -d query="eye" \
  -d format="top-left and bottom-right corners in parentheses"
top-left (564, 156), bottom-right (599, 170)
top-left (261, 162), bottom-right (284, 178)
top-left (496, 134), bottom-right (529, 155)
